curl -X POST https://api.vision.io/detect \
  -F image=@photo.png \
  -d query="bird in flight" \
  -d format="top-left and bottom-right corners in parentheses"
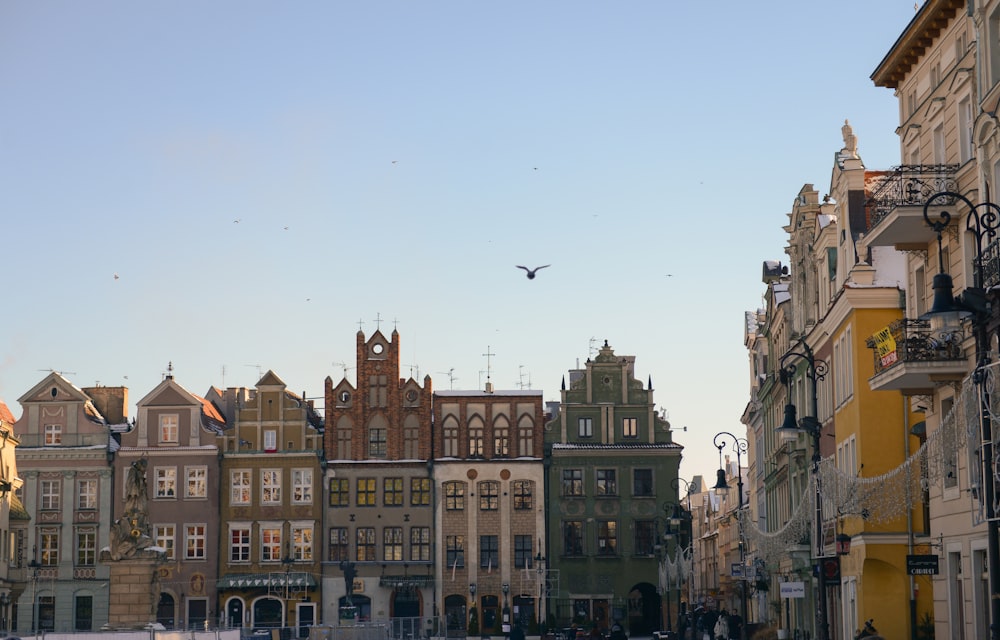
top-left (113, 273), bottom-right (119, 280)
top-left (517, 265), bottom-right (550, 280)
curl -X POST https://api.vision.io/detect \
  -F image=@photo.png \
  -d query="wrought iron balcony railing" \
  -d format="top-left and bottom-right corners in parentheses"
top-left (865, 317), bottom-right (965, 376)
top-left (866, 164), bottom-right (960, 229)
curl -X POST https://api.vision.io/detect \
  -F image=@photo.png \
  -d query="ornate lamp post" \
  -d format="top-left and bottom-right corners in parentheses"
top-left (672, 477), bottom-right (696, 618)
top-left (922, 191), bottom-right (1000, 639)
top-left (713, 432), bottom-right (748, 640)
top-left (776, 343), bottom-right (829, 640)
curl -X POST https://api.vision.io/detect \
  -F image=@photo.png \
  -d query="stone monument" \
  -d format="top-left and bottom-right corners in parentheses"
top-left (100, 458), bottom-right (164, 629)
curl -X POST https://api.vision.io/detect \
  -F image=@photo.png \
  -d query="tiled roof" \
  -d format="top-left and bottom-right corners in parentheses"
top-left (0, 401), bottom-right (14, 424)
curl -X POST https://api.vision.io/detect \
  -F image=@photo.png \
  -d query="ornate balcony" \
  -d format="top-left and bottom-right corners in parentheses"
top-left (865, 318), bottom-right (969, 392)
top-left (863, 165), bottom-right (960, 249)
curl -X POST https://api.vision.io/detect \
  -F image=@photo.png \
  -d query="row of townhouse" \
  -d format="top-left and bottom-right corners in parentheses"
top-left (0, 330), bottom-right (684, 636)
top-left (739, 2), bottom-right (1000, 639)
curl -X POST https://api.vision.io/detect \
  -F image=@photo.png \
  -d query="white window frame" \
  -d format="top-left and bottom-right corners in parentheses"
top-left (159, 414), bottom-right (179, 444)
top-left (261, 469), bottom-right (281, 505)
top-left (43, 424), bottom-right (61, 446)
top-left (155, 467), bottom-right (177, 499)
top-left (231, 470), bottom-right (251, 505)
top-left (155, 524), bottom-right (175, 560)
top-left (77, 479), bottom-right (97, 510)
top-left (40, 479), bottom-right (60, 511)
top-left (260, 523), bottom-right (282, 563)
top-left (291, 523), bottom-right (313, 561)
top-left (264, 429), bottom-right (277, 452)
top-left (578, 417), bottom-right (593, 438)
top-left (185, 466), bottom-right (207, 499)
top-left (229, 524), bottom-right (251, 563)
top-left (292, 469), bottom-right (312, 504)
top-left (184, 523), bottom-right (206, 560)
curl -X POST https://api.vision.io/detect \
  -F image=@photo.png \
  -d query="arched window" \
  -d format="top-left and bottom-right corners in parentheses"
top-left (518, 415), bottom-right (535, 457)
top-left (469, 416), bottom-right (485, 457)
top-left (493, 416), bottom-right (510, 457)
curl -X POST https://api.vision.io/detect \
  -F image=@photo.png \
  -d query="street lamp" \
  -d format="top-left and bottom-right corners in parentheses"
top-left (28, 555), bottom-right (40, 634)
top-left (713, 432), bottom-right (748, 640)
top-left (776, 343), bottom-right (830, 640)
top-left (922, 190), bottom-right (1000, 640)
top-left (535, 553), bottom-right (547, 630)
top-left (672, 478), bottom-right (696, 628)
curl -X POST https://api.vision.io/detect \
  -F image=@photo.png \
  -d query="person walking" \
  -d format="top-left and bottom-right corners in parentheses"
top-left (712, 611), bottom-right (729, 640)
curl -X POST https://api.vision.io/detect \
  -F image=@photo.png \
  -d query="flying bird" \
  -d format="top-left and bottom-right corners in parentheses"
top-left (517, 265), bottom-right (550, 280)
top-left (113, 273), bottom-right (119, 280)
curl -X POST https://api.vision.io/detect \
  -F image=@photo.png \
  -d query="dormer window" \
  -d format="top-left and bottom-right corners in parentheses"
top-left (43, 424), bottom-right (61, 446)
top-left (159, 415), bottom-right (178, 444)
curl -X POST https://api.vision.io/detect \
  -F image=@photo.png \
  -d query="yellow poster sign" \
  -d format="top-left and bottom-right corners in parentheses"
top-left (872, 325), bottom-right (897, 367)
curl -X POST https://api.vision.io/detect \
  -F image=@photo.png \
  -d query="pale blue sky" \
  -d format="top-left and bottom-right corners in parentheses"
top-left (0, 2), bottom-right (917, 479)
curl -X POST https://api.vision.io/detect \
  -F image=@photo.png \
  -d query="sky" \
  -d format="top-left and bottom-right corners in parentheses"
top-left (0, 1), bottom-right (919, 482)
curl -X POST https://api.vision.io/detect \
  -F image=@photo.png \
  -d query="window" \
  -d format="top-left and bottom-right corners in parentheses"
top-left (159, 414), bottom-right (178, 444)
top-left (156, 467), bottom-right (177, 498)
top-left (41, 479), bottom-right (60, 511)
top-left (445, 482), bottom-right (465, 510)
top-left (633, 469), bottom-right (653, 496)
top-left (75, 594), bottom-right (93, 631)
top-left (563, 521), bottom-right (583, 556)
top-left (384, 527), bottom-right (403, 561)
top-left (357, 478), bottom-right (377, 506)
top-left (597, 520), bottom-right (617, 556)
top-left (77, 479), bottom-right (97, 510)
top-left (513, 480), bottom-right (532, 510)
top-left (403, 419), bottom-right (420, 459)
top-left (479, 481), bottom-right (499, 511)
top-left (292, 525), bottom-right (313, 561)
top-left (369, 426), bottom-right (387, 458)
top-left (40, 528), bottom-right (59, 566)
top-left (480, 535), bottom-right (499, 569)
top-left (261, 469), bottom-right (281, 504)
top-left (446, 535), bottom-right (465, 568)
top-left (43, 424), bottom-right (61, 446)
top-left (622, 418), bottom-right (638, 438)
top-left (578, 417), bottom-right (593, 438)
top-left (518, 416), bottom-right (534, 456)
top-left (562, 469), bottom-right (583, 496)
top-left (384, 477), bottom-right (404, 506)
top-left (329, 527), bottom-right (349, 563)
top-left (231, 470), bottom-right (251, 505)
top-left (76, 527), bottom-right (96, 566)
top-left (960, 95), bottom-right (974, 163)
top-left (494, 417), bottom-right (510, 456)
top-left (292, 469), bottom-right (312, 504)
top-left (186, 466), bottom-right (207, 499)
top-left (634, 520), bottom-right (657, 556)
top-left (185, 524), bottom-right (206, 560)
top-left (330, 478), bottom-right (350, 506)
top-left (368, 374), bottom-right (388, 408)
top-left (261, 526), bottom-right (282, 562)
top-left (38, 596), bottom-right (54, 631)
top-left (514, 535), bottom-right (533, 569)
top-left (155, 525), bottom-right (175, 560)
top-left (264, 429), bottom-right (277, 452)
top-left (357, 527), bottom-right (376, 561)
top-left (410, 527), bottom-right (430, 561)
top-left (469, 418), bottom-right (484, 457)
top-left (411, 478), bottom-right (431, 505)
top-left (443, 417), bottom-right (459, 457)
top-left (231, 526), bottom-right (251, 562)
top-left (596, 469), bottom-right (617, 496)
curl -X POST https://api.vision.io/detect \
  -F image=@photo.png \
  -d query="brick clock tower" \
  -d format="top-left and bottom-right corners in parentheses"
top-left (322, 328), bottom-right (434, 625)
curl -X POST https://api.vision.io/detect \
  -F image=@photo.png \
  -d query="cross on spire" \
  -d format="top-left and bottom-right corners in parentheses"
top-left (373, 313), bottom-right (383, 330)
top-left (482, 346), bottom-right (495, 382)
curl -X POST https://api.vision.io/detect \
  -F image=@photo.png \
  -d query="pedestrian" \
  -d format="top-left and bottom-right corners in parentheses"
top-left (726, 611), bottom-right (741, 640)
top-left (713, 611), bottom-right (729, 640)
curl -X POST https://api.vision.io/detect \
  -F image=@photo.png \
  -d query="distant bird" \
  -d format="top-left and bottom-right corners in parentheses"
top-left (392, 160), bottom-right (398, 165)
top-left (283, 226), bottom-right (289, 231)
top-left (517, 265), bottom-right (550, 280)
top-left (233, 218), bottom-right (241, 224)
top-left (113, 273), bottom-right (119, 280)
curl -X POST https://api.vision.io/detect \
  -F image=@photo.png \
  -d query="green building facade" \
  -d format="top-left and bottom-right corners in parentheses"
top-left (543, 341), bottom-right (683, 636)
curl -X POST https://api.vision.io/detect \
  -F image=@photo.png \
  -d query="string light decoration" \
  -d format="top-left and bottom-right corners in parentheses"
top-left (741, 368), bottom-right (983, 566)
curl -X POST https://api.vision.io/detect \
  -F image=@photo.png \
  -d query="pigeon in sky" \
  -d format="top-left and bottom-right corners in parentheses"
top-left (516, 265), bottom-right (550, 280)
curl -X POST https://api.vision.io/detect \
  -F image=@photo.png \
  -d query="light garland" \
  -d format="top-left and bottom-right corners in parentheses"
top-left (741, 368), bottom-right (991, 567)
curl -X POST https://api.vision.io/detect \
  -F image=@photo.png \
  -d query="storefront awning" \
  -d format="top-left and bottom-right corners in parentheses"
top-left (218, 572), bottom-right (316, 589)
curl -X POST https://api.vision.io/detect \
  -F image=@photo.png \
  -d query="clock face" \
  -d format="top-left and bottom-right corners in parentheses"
top-left (405, 390), bottom-right (418, 402)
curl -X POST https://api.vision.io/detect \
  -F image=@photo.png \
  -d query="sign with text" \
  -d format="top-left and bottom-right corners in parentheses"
top-left (731, 563), bottom-right (744, 578)
top-left (871, 325), bottom-right (898, 367)
top-left (779, 582), bottom-right (805, 599)
top-left (907, 554), bottom-right (939, 575)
